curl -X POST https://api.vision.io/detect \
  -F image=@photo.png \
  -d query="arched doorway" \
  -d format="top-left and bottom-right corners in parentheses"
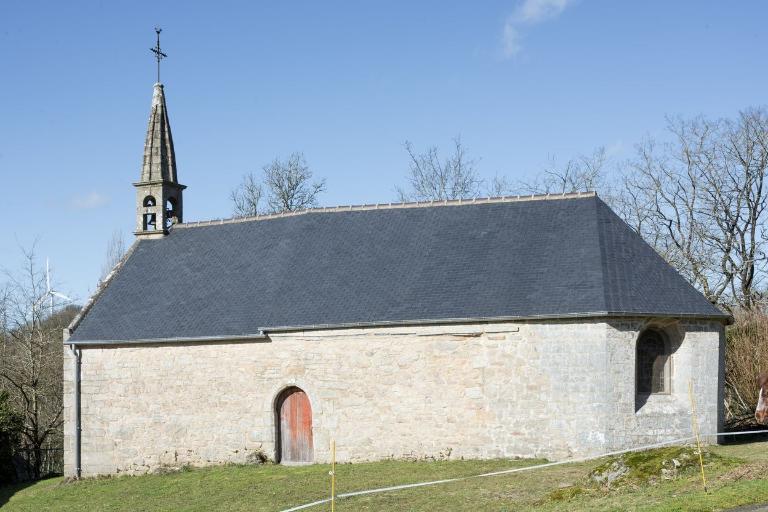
top-left (276, 387), bottom-right (313, 463)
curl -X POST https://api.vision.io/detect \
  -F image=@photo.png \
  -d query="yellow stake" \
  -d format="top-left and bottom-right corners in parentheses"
top-left (330, 439), bottom-right (336, 512)
top-left (688, 379), bottom-right (708, 493)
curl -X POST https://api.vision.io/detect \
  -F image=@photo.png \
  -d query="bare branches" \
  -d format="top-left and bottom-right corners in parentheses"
top-left (397, 137), bottom-right (483, 202)
top-left (263, 153), bottom-right (325, 214)
top-left (230, 172), bottom-right (264, 217)
top-left (518, 147), bottom-right (609, 196)
top-left (618, 109), bottom-right (768, 308)
top-left (231, 153), bottom-right (325, 217)
top-left (721, 108), bottom-right (768, 308)
top-left (725, 310), bottom-right (768, 424)
top-left (486, 174), bottom-right (513, 197)
top-left (0, 247), bottom-right (78, 479)
top-left (99, 230), bottom-right (126, 282)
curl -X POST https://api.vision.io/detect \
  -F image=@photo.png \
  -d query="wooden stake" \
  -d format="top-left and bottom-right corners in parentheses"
top-left (330, 439), bottom-right (336, 512)
top-left (688, 379), bottom-right (708, 493)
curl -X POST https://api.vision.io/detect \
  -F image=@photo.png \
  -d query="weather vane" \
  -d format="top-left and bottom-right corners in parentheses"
top-left (150, 27), bottom-right (167, 83)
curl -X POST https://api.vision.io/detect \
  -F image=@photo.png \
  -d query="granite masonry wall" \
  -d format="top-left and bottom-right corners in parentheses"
top-left (63, 319), bottom-right (724, 477)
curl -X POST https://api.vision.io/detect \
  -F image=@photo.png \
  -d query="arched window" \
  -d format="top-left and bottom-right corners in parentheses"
top-left (165, 197), bottom-right (177, 228)
top-left (165, 197), bottom-right (176, 217)
top-left (142, 196), bottom-right (158, 231)
top-left (636, 330), bottom-right (671, 395)
top-left (142, 212), bottom-right (156, 231)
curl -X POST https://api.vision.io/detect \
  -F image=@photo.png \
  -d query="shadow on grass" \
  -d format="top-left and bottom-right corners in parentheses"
top-left (0, 480), bottom-right (35, 508)
top-left (720, 425), bottom-right (768, 445)
top-left (0, 473), bottom-right (64, 508)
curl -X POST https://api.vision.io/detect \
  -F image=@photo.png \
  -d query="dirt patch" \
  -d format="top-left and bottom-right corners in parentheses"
top-left (546, 485), bottom-right (588, 502)
top-left (718, 462), bottom-right (768, 483)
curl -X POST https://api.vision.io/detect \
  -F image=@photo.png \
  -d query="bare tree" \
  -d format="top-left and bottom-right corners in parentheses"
top-left (518, 147), bottom-right (609, 195)
top-left (263, 153), bottom-right (325, 214)
top-left (621, 132), bottom-right (725, 302)
top-left (397, 137), bottom-right (482, 201)
top-left (721, 109), bottom-right (768, 308)
top-left (486, 174), bottom-right (513, 197)
top-left (618, 109), bottom-right (768, 308)
top-left (0, 247), bottom-right (78, 479)
top-left (230, 172), bottom-right (264, 217)
top-left (231, 153), bottom-right (324, 216)
top-left (99, 230), bottom-right (126, 282)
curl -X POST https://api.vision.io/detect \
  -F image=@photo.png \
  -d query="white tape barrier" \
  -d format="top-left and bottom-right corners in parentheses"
top-left (280, 429), bottom-right (768, 512)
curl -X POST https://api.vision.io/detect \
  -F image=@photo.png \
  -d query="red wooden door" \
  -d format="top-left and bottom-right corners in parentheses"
top-left (279, 388), bottom-right (313, 463)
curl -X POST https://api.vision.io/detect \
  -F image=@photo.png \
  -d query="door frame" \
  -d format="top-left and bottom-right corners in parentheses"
top-left (274, 386), bottom-right (314, 464)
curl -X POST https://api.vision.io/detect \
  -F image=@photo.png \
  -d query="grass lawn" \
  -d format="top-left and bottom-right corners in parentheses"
top-left (2, 442), bottom-right (768, 511)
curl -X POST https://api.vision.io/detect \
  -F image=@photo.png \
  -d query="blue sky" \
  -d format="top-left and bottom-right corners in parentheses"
top-left (1, 0), bottom-right (766, 303)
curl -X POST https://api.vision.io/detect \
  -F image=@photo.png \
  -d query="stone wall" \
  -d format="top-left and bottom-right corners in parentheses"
top-left (63, 318), bottom-right (724, 477)
top-left (605, 319), bottom-right (724, 450)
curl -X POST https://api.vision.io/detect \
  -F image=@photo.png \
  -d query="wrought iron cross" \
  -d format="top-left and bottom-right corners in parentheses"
top-left (150, 27), bottom-right (167, 83)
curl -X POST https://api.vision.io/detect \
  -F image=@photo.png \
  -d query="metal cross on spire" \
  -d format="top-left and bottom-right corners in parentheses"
top-left (150, 27), bottom-right (167, 83)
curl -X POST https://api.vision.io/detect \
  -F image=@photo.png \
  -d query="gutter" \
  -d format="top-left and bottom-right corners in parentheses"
top-left (69, 345), bottom-right (82, 479)
top-left (64, 311), bottom-right (731, 347)
top-left (261, 310), bottom-right (733, 333)
top-left (63, 333), bottom-right (268, 346)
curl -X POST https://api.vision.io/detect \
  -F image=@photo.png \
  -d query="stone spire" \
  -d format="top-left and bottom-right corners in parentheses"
top-left (133, 83), bottom-right (186, 238)
top-left (140, 83), bottom-right (178, 183)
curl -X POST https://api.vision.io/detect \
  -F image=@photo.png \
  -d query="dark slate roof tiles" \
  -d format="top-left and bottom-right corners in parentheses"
top-left (68, 195), bottom-right (727, 342)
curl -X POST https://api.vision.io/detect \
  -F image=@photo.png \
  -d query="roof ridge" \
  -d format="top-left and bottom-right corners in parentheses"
top-left (176, 191), bottom-right (598, 229)
top-left (592, 195), bottom-right (612, 315)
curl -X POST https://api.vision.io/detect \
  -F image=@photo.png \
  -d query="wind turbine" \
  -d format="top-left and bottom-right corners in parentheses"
top-left (37, 258), bottom-right (73, 317)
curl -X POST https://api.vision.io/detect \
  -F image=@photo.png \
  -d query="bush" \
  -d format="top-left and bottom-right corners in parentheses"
top-left (0, 390), bottom-right (23, 485)
top-left (725, 310), bottom-right (768, 426)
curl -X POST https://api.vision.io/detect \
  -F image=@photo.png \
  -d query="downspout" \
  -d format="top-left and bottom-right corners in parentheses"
top-left (70, 344), bottom-right (82, 479)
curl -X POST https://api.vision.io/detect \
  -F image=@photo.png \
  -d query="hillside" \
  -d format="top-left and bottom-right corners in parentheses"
top-left (2, 442), bottom-right (768, 511)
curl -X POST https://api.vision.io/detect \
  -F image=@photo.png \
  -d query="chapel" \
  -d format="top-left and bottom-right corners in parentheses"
top-left (63, 79), bottom-right (728, 478)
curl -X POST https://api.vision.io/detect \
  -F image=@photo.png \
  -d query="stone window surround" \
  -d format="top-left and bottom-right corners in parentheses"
top-left (634, 321), bottom-right (685, 414)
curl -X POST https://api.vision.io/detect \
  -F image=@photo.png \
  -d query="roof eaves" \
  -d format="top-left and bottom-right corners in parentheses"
top-left (64, 332), bottom-right (268, 346)
top-left (259, 310), bottom-right (732, 334)
top-left (65, 310), bottom-right (731, 346)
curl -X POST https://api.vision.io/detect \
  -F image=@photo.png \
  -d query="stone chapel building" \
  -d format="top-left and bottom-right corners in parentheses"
top-left (63, 82), bottom-right (729, 478)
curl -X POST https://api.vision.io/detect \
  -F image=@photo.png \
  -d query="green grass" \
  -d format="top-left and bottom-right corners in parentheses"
top-left (2, 443), bottom-right (768, 511)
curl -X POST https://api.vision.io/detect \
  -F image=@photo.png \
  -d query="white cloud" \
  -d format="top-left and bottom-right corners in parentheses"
top-left (71, 191), bottom-right (109, 210)
top-left (502, 24), bottom-right (522, 58)
top-left (502, 0), bottom-right (576, 58)
top-left (514, 0), bottom-right (573, 23)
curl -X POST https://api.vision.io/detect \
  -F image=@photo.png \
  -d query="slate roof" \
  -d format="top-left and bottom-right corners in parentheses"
top-left (67, 193), bottom-right (728, 343)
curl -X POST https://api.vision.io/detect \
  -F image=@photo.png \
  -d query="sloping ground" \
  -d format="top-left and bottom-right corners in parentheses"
top-left (2, 443), bottom-right (768, 511)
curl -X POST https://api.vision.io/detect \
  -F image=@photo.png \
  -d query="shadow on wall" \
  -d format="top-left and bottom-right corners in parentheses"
top-left (632, 326), bottom-right (684, 413)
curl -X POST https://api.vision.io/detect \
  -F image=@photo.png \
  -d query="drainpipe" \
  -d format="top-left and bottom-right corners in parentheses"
top-left (70, 345), bottom-right (82, 479)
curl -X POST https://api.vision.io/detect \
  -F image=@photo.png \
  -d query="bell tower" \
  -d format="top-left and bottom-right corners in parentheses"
top-left (134, 28), bottom-right (185, 238)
